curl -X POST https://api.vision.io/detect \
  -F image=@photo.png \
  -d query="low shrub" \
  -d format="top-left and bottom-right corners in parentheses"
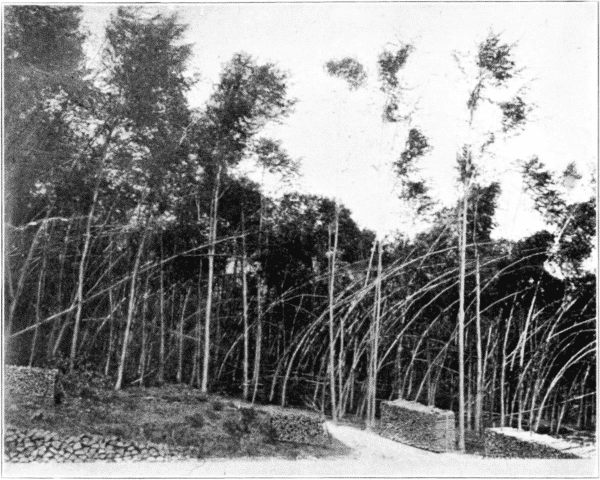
top-left (205, 409), bottom-right (220, 421)
top-left (186, 413), bottom-right (205, 429)
top-left (104, 425), bottom-right (127, 438)
top-left (240, 407), bottom-right (257, 423)
top-left (223, 417), bottom-right (244, 437)
top-left (257, 417), bottom-right (278, 444)
top-left (80, 386), bottom-right (99, 400)
top-left (170, 423), bottom-right (202, 448)
top-left (196, 393), bottom-right (208, 403)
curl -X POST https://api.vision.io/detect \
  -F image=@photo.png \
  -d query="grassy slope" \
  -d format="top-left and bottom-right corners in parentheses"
top-left (4, 383), bottom-right (350, 460)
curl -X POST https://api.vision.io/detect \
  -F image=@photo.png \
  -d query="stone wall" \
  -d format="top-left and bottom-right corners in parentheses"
top-left (4, 427), bottom-right (199, 463)
top-left (484, 428), bottom-right (584, 459)
top-left (4, 409), bottom-right (328, 463)
top-left (377, 399), bottom-right (455, 452)
top-left (5, 366), bottom-right (59, 403)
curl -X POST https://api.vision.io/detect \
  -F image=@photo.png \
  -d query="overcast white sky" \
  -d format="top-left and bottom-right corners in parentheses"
top-left (82, 2), bottom-right (598, 241)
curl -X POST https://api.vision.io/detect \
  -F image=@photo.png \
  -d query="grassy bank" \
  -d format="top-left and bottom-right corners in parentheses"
top-left (4, 382), bottom-right (350, 460)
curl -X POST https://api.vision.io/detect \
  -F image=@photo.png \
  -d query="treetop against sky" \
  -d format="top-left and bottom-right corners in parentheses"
top-left (81, 2), bottom-right (597, 241)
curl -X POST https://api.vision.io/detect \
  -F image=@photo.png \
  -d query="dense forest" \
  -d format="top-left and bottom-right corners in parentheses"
top-left (4, 6), bottom-right (596, 451)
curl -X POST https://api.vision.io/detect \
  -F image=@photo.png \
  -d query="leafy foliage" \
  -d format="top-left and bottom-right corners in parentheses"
top-left (325, 57), bottom-right (367, 90)
top-left (205, 53), bottom-right (295, 155)
top-left (395, 128), bottom-right (431, 177)
top-left (378, 45), bottom-right (412, 92)
top-left (521, 157), bottom-right (566, 220)
top-left (500, 96), bottom-right (528, 132)
top-left (4, 6), bottom-right (88, 225)
top-left (477, 34), bottom-right (516, 84)
top-left (251, 138), bottom-right (299, 178)
top-left (378, 44), bottom-right (413, 122)
top-left (467, 182), bottom-right (501, 244)
top-left (105, 7), bottom-right (193, 197)
top-left (521, 157), bottom-right (596, 276)
top-left (394, 128), bottom-right (433, 213)
top-left (5, 6), bottom-right (84, 70)
top-left (456, 146), bottom-right (475, 184)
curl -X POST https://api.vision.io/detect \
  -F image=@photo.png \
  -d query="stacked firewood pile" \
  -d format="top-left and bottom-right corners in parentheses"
top-left (484, 428), bottom-right (586, 459)
top-left (4, 427), bottom-right (199, 463)
top-left (258, 405), bottom-right (328, 446)
top-left (5, 366), bottom-right (59, 403)
top-left (377, 399), bottom-right (455, 452)
top-left (558, 430), bottom-right (596, 447)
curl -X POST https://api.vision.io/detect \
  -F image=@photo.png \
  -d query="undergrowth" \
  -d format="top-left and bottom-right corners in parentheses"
top-left (5, 380), bottom-right (349, 460)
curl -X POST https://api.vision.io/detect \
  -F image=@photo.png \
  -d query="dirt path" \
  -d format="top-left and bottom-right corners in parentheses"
top-left (3, 422), bottom-right (597, 478)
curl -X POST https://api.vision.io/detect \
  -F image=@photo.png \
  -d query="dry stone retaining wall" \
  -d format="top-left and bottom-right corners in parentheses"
top-left (4, 427), bottom-right (199, 463)
top-left (5, 366), bottom-right (58, 403)
top-left (377, 399), bottom-right (455, 452)
top-left (484, 428), bottom-right (584, 459)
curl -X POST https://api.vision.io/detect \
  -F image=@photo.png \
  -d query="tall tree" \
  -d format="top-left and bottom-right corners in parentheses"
top-left (467, 182), bottom-right (501, 433)
top-left (246, 138), bottom-right (299, 402)
top-left (4, 6), bottom-right (87, 225)
top-left (324, 56), bottom-right (368, 421)
top-left (195, 53), bottom-right (295, 393)
top-left (455, 33), bottom-right (529, 449)
top-left (103, 6), bottom-right (194, 388)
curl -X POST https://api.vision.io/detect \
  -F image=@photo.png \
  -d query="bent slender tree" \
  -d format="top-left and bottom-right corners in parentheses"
top-left (454, 32), bottom-right (530, 449)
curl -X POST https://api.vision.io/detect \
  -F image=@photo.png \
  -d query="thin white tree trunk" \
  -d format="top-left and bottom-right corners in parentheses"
top-left (69, 125), bottom-right (115, 372)
top-left (8, 216), bottom-right (47, 334)
top-left (241, 210), bottom-right (250, 401)
top-left (328, 204), bottom-right (340, 421)
top-left (501, 306), bottom-right (515, 428)
top-left (138, 275), bottom-right (150, 386)
top-left (397, 341), bottom-right (403, 399)
top-left (191, 206), bottom-right (203, 386)
top-left (368, 239), bottom-right (383, 429)
top-left (69, 192), bottom-right (99, 373)
top-left (251, 199), bottom-right (265, 404)
top-left (517, 285), bottom-right (538, 430)
top-left (29, 224), bottom-right (48, 367)
top-left (475, 251), bottom-right (483, 433)
top-left (457, 176), bottom-right (469, 451)
top-left (177, 285), bottom-right (192, 383)
top-left (115, 217), bottom-right (150, 390)
top-left (158, 237), bottom-right (166, 385)
top-left (251, 282), bottom-right (263, 403)
top-left (105, 277), bottom-right (115, 376)
top-left (195, 266), bottom-right (203, 387)
top-left (202, 165), bottom-right (222, 393)
top-left (47, 222), bottom-right (72, 361)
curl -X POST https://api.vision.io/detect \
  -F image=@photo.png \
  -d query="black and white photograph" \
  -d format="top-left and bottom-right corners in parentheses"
top-left (2, 2), bottom-right (598, 477)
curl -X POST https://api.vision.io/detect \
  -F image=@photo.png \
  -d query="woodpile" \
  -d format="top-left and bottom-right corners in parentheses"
top-left (4, 427), bottom-right (199, 463)
top-left (258, 405), bottom-right (328, 446)
top-left (5, 366), bottom-right (58, 403)
top-left (484, 428), bottom-right (586, 459)
top-left (377, 399), bottom-right (455, 452)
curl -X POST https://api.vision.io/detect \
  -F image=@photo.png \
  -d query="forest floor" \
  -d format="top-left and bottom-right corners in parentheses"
top-left (4, 383), bottom-right (597, 477)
